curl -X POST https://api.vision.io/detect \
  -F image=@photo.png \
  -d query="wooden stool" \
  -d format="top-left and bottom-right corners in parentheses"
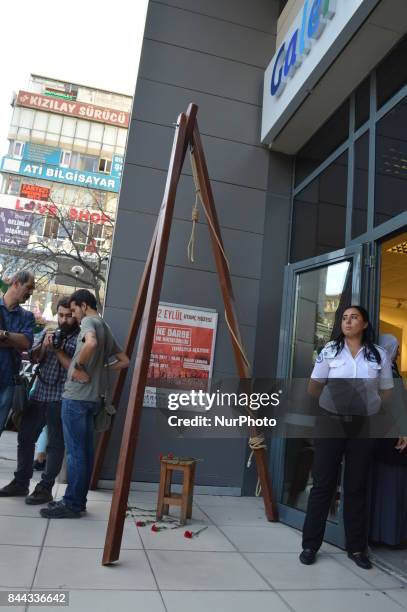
top-left (156, 458), bottom-right (197, 524)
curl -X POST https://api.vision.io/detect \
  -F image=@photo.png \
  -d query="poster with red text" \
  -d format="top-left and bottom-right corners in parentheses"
top-left (144, 303), bottom-right (218, 407)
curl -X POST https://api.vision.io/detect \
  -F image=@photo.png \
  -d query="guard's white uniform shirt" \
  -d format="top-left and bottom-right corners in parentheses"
top-left (311, 341), bottom-right (394, 415)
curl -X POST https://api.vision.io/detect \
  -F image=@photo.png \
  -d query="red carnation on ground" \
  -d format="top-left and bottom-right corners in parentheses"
top-left (136, 521), bottom-right (145, 527)
top-left (184, 530), bottom-right (193, 539)
top-left (151, 524), bottom-right (159, 532)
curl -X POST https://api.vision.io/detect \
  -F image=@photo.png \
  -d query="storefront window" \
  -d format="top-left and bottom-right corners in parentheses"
top-left (31, 216), bottom-right (45, 238)
top-left (291, 152), bottom-right (348, 262)
top-left (374, 96), bottom-right (407, 227)
top-left (376, 36), bottom-right (407, 110)
top-left (352, 131), bottom-right (369, 238)
top-left (6, 176), bottom-right (21, 195)
top-left (294, 101), bottom-right (350, 187)
top-left (73, 221), bottom-right (88, 245)
top-left (43, 216), bottom-right (59, 240)
top-left (282, 260), bottom-right (353, 512)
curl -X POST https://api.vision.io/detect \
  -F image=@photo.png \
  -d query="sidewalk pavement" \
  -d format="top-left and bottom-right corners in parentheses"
top-left (0, 431), bottom-right (406, 612)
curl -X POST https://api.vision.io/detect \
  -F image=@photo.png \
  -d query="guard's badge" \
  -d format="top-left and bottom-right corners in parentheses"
top-left (322, 342), bottom-right (337, 359)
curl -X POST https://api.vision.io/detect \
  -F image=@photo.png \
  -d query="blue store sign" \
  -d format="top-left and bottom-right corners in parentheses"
top-left (23, 144), bottom-right (61, 165)
top-left (1, 157), bottom-right (120, 193)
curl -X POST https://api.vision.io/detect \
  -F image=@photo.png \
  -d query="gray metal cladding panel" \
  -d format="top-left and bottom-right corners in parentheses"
top-left (103, 306), bottom-right (133, 348)
top-left (138, 39), bottom-right (264, 106)
top-left (112, 211), bottom-right (156, 262)
top-left (104, 257), bottom-right (146, 311)
top-left (105, 256), bottom-right (260, 327)
top-left (119, 164), bottom-right (266, 234)
top-left (101, 395), bottom-right (247, 486)
top-left (112, 210), bottom-right (263, 279)
top-left (212, 321), bottom-right (256, 375)
top-left (145, 2), bottom-right (276, 68)
top-left (125, 121), bottom-right (269, 190)
top-left (267, 151), bottom-right (294, 198)
top-left (149, 0), bottom-right (279, 33)
top-left (132, 78), bottom-right (262, 147)
top-left (160, 265), bottom-right (260, 328)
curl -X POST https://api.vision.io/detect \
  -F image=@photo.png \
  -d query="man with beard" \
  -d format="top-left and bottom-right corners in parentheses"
top-left (0, 297), bottom-right (79, 504)
top-left (0, 271), bottom-right (35, 436)
top-left (41, 289), bottom-right (129, 518)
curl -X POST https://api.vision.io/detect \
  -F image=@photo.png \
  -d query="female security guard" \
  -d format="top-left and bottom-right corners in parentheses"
top-left (299, 306), bottom-right (393, 570)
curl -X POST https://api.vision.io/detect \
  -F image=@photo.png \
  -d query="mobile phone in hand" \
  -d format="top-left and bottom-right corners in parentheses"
top-left (105, 357), bottom-right (119, 367)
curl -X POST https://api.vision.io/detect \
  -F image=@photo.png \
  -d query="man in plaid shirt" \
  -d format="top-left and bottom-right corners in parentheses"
top-left (0, 297), bottom-right (79, 504)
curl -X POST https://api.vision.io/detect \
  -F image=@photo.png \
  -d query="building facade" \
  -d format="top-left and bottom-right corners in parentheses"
top-left (103, 0), bottom-right (407, 548)
top-left (0, 75), bottom-right (132, 315)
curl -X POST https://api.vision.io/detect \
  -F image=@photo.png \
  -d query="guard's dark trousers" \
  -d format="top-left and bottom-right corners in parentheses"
top-left (302, 437), bottom-right (375, 553)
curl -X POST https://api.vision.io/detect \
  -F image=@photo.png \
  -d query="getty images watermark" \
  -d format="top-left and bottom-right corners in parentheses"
top-left (166, 389), bottom-right (281, 428)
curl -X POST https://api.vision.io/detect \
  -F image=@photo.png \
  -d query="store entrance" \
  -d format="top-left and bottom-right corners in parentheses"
top-left (378, 231), bottom-right (407, 374)
top-left (272, 231), bottom-right (407, 561)
top-left (369, 230), bottom-right (407, 576)
top-left (271, 245), bottom-right (363, 548)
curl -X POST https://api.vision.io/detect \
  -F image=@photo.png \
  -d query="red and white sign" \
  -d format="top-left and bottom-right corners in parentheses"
top-left (0, 193), bottom-right (112, 225)
top-left (16, 90), bottom-right (130, 128)
top-left (20, 183), bottom-right (50, 201)
top-left (145, 303), bottom-right (218, 406)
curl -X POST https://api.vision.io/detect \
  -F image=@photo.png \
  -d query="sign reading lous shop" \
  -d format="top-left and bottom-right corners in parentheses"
top-left (0, 194), bottom-right (112, 225)
top-left (261, 0), bottom-right (381, 146)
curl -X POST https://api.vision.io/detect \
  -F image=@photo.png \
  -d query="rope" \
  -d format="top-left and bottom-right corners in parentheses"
top-left (189, 148), bottom-right (249, 372)
top-left (188, 146), bottom-right (268, 493)
top-left (187, 194), bottom-right (200, 263)
top-left (189, 149), bottom-right (230, 272)
top-left (247, 434), bottom-right (268, 497)
top-left (224, 309), bottom-right (251, 371)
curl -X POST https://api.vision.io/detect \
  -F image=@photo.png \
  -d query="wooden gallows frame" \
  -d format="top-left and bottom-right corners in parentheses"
top-left (98, 104), bottom-right (278, 565)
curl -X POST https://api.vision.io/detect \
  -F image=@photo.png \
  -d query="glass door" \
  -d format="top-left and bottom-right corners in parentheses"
top-left (271, 246), bottom-right (363, 548)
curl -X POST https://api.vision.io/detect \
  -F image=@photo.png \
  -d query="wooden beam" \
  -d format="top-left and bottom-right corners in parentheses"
top-left (190, 124), bottom-right (278, 521)
top-left (102, 106), bottom-right (198, 565)
top-left (90, 103), bottom-right (199, 490)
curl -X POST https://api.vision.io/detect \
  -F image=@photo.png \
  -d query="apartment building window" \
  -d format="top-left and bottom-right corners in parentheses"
top-left (60, 151), bottom-right (72, 168)
top-left (10, 141), bottom-right (25, 158)
top-left (98, 158), bottom-right (112, 174)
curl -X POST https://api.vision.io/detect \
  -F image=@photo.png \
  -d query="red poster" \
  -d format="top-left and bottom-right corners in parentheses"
top-left (145, 303), bottom-right (218, 405)
top-left (20, 183), bottom-right (50, 201)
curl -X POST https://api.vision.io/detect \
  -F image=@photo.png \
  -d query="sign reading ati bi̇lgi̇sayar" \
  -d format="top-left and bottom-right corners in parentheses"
top-left (0, 157), bottom-right (120, 193)
top-left (261, 0), bottom-right (375, 145)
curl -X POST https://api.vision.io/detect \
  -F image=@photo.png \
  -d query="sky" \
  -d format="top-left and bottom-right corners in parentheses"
top-left (0, 0), bottom-right (149, 154)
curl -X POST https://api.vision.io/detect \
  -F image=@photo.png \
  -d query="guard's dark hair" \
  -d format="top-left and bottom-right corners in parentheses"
top-left (334, 305), bottom-right (381, 364)
top-left (69, 289), bottom-right (97, 311)
top-left (56, 297), bottom-right (71, 310)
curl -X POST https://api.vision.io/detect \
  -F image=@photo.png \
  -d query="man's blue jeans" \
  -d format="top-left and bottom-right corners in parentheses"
top-left (61, 399), bottom-right (99, 513)
top-left (0, 386), bottom-right (14, 436)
